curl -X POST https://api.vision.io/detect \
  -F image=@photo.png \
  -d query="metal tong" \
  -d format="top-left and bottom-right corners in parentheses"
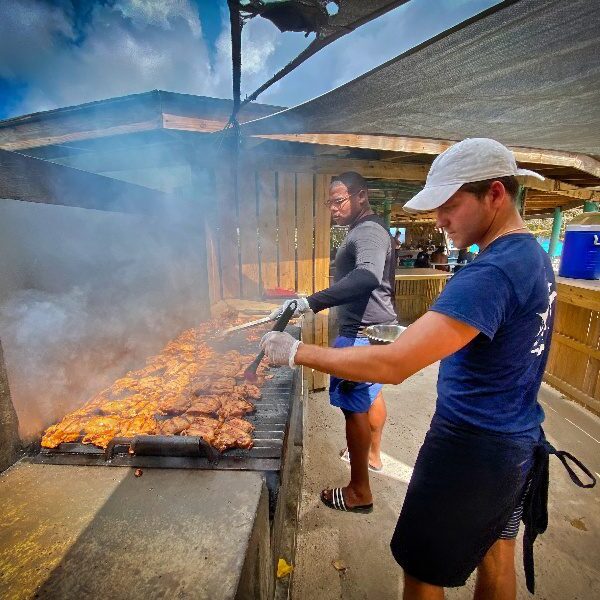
top-left (243, 300), bottom-right (297, 382)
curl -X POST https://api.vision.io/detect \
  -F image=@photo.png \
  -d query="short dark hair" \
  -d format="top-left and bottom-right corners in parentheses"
top-left (460, 176), bottom-right (519, 201)
top-left (331, 171), bottom-right (367, 195)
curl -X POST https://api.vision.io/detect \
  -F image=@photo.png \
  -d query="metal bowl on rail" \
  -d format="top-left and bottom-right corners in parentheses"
top-left (364, 324), bottom-right (406, 345)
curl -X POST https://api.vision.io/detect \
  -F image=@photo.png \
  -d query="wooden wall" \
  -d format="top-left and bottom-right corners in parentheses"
top-left (545, 281), bottom-right (600, 415)
top-left (208, 167), bottom-right (333, 390)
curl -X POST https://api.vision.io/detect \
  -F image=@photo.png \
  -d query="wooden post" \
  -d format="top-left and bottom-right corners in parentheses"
top-left (0, 338), bottom-right (20, 472)
top-left (548, 206), bottom-right (562, 257)
top-left (383, 199), bottom-right (392, 228)
top-left (584, 201), bottom-right (599, 212)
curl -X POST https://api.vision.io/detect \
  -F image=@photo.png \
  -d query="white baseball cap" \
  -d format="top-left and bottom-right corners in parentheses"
top-left (403, 138), bottom-right (544, 213)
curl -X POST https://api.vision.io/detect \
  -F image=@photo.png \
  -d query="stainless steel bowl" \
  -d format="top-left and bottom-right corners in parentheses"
top-left (364, 324), bottom-right (406, 345)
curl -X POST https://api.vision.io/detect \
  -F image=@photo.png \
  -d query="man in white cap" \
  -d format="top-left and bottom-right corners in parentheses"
top-left (260, 138), bottom-right (558, 599)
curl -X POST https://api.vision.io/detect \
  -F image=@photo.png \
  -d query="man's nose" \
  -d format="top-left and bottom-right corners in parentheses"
top-left (435, 212), bottom-right (446, 229)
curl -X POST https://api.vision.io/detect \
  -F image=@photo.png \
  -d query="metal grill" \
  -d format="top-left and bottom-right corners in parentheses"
top-left (33, 326), bottom-right (300, 474)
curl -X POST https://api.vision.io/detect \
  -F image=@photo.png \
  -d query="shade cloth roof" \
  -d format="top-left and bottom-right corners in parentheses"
top-left (244, 0), bottom-right (600, 156)
top-left (239, 1), bottom-right (410, 104)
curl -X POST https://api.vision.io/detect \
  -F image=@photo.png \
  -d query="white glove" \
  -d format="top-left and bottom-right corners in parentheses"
top-left (260, 331), bottom-right (302, 367)
top-left (268, 297), bottom-right (312, 321)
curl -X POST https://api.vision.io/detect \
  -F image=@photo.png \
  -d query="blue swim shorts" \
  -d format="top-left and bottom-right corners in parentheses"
top-left (329, 335), bottom-right (383, 413)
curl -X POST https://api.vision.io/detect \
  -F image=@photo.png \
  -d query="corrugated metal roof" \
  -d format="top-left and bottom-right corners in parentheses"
top-left (244, 0), bottom-right (600, 156)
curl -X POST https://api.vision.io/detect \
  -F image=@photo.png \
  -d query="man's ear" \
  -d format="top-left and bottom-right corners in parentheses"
top-left (489, 180), bottom-right (507, 208)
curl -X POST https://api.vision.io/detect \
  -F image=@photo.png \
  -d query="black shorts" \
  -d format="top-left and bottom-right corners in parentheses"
top-left (390, 415), bottom-right (537, 588)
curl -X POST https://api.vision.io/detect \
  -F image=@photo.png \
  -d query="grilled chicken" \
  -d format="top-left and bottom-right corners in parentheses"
top-left (41, 317), bottom-right (280, 452)
top-left (186, 396), bottom-right (221, 417)
top-left (157, 415), bottom-right (191, 435)
top-left (184, 416), bottom-right (220, 445)
top-left (217, 397), bottom-right (255, 420)
top-left (212, 419), bottom-right (254, 452)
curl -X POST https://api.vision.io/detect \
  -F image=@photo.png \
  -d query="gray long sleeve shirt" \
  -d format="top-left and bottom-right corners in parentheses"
top-left (307, 215), bottom-right (397, 337)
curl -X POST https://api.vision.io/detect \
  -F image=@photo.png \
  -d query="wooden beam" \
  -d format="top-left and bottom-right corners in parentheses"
top-left (0, 148), bottom-right (170, 214)
top-left (162, 114), bottom-right (227, 133)
top-left (244, 154), bottom-right (428, 181)
top-left (523, 176), bottom-right (600, 201)
top-left (252, 133), bottom-right (600, 178)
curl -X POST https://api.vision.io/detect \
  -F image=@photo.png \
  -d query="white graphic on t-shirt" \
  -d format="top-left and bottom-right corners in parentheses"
top-left (531, 282), bottom-right (557, 356)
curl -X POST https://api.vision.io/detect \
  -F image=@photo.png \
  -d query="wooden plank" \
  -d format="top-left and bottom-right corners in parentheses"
top-left (296, 173), bottom-right (314, 295)
top-left (0, 149), bottom-right (169, 214)
top-left (314, 174), bottom-right (332, 292)
top-left (522, 176), bottom-right (600, 202)
top-left (312, 312), bottom-right (330, 391)
top-left (252, 133), bottom-right (600, 179)
top-left (557, 283), bottom-right (600, 312)
top-left (301, 313), bottom-right (315, 391)
top-left (278, 173), bottom-right (296, 290)
top-left (551, 332), bottom-right (600, 362)
top-left (162, 114), bottom-right (226, 133)
top-left (204, 172), bottom-right (222, 305)
top-left (214, 169), bottom-right (240, 299)
top-left (238, 168), bottom-right (260, 298)
top-left (312, 173), bottom-right (332, 390)
top-left (250, 155), bottom-right (429, 182)
top-left (544, 373), bottom-right (600, 417)
top-left (256, 171), bottom-right (278, 292)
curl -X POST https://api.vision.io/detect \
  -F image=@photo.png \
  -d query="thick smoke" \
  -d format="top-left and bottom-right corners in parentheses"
top-left (0, 167), bottom-right (211, 440)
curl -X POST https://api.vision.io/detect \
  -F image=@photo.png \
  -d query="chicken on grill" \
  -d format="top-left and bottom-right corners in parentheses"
top-left (41, 315), bottom-right (283, 452)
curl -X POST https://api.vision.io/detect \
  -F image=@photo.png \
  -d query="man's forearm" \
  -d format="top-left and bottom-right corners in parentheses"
top-left (294, 311), bottom-right (480, 385)
top-left (294, 342), bottom-right (406, 384)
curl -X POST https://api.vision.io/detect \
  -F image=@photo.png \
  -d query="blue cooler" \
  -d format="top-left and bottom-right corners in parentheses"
top-left (559, 213), bottom-right (600, 280)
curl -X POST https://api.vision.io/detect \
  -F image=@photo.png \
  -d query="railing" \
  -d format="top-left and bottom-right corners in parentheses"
top-left (545, 279), bottom-right (600, 415)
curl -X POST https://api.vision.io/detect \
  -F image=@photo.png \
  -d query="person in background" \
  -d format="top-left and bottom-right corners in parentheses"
top-left (430, 245), bottom-right (450, 272)
top-left (259, 139), bottom-right (594, 599)
top-left (269, 171), bottom-right (397, 514)
top-left (458, 246), bottom-right (476, 264)
top-left (414, 246), bottom-right (431, 268)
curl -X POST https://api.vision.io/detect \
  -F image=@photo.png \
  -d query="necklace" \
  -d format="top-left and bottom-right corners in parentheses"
top-left (483, 226), bottom-right (529, 249)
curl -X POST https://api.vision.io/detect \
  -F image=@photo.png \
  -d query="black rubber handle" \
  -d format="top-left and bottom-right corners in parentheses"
top-left (244, 300), bottom-right (298, 380)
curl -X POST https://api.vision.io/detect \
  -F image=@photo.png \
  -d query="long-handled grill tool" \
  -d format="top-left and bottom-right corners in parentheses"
top-left (244, 300), bottom-right (297, 382)
top-left (217, 315), bottom-right (273, 338)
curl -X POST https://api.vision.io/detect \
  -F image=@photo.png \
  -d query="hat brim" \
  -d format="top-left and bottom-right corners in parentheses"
top-left (403, 182), bottom-right (462, 213)
top-left (515, 168), bottom-right (544, 180)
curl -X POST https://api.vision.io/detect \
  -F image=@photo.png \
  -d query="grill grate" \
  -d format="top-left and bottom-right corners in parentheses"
top-left (34, 326), bottom-right (300, 473)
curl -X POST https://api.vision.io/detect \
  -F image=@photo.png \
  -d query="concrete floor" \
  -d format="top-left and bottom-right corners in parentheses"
top-left (292, 364), bottom-right (600, 600)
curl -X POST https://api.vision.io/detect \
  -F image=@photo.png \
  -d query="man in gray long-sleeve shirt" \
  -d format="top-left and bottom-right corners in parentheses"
top-left (271, 171), bottom-right (397, 512)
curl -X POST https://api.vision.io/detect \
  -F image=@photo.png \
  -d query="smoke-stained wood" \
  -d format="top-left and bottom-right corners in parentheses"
top-left (0, 149), bottom-right (169, 214)
top-left (239, 168), bottom-right (260, 298)
top-left (296, 173), bottom-right (314, 295)
top-left (0, 338), bottom-right (20, 472)
top-left (257, 171), bottom-right (278, 292)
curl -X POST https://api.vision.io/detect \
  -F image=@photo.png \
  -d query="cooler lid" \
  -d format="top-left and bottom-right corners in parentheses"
top-left (566, 212), bottom-right (600, 230)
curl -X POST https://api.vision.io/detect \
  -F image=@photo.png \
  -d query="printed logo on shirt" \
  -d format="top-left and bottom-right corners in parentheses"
top-left (531, 281), bottom-right (557, 356)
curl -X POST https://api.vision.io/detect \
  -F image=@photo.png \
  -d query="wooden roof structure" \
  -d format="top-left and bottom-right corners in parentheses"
top-left (0, 90), bottom-right (598, 221)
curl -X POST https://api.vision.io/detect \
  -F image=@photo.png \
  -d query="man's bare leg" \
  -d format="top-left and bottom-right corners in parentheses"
top-left (403, 573), bottom-right (445, 600)
top-left (368, 391), bottom-right (386, 469)
top-left (474, 539), bottom-right (516, 600)
top-left (324, 411), bottom-right (373, 507)
top-left (339, 391), bottom-right (387, 469)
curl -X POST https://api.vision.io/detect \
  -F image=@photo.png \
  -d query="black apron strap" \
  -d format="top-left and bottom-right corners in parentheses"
top-left (522, 438), bottom-right (596, 594)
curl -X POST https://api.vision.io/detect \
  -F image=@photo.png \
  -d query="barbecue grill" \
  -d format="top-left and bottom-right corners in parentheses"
top-left (32, 325), bottom-right (302, 508)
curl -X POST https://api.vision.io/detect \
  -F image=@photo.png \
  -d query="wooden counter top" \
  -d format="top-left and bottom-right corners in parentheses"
top-left (556, 276), bottom-right (600, 293)
top-left (395, 268), bottom-right (452, 281)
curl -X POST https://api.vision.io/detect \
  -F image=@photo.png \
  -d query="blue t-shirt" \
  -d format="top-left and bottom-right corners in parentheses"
top-left (430, 234), bottom-right (556, 437)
